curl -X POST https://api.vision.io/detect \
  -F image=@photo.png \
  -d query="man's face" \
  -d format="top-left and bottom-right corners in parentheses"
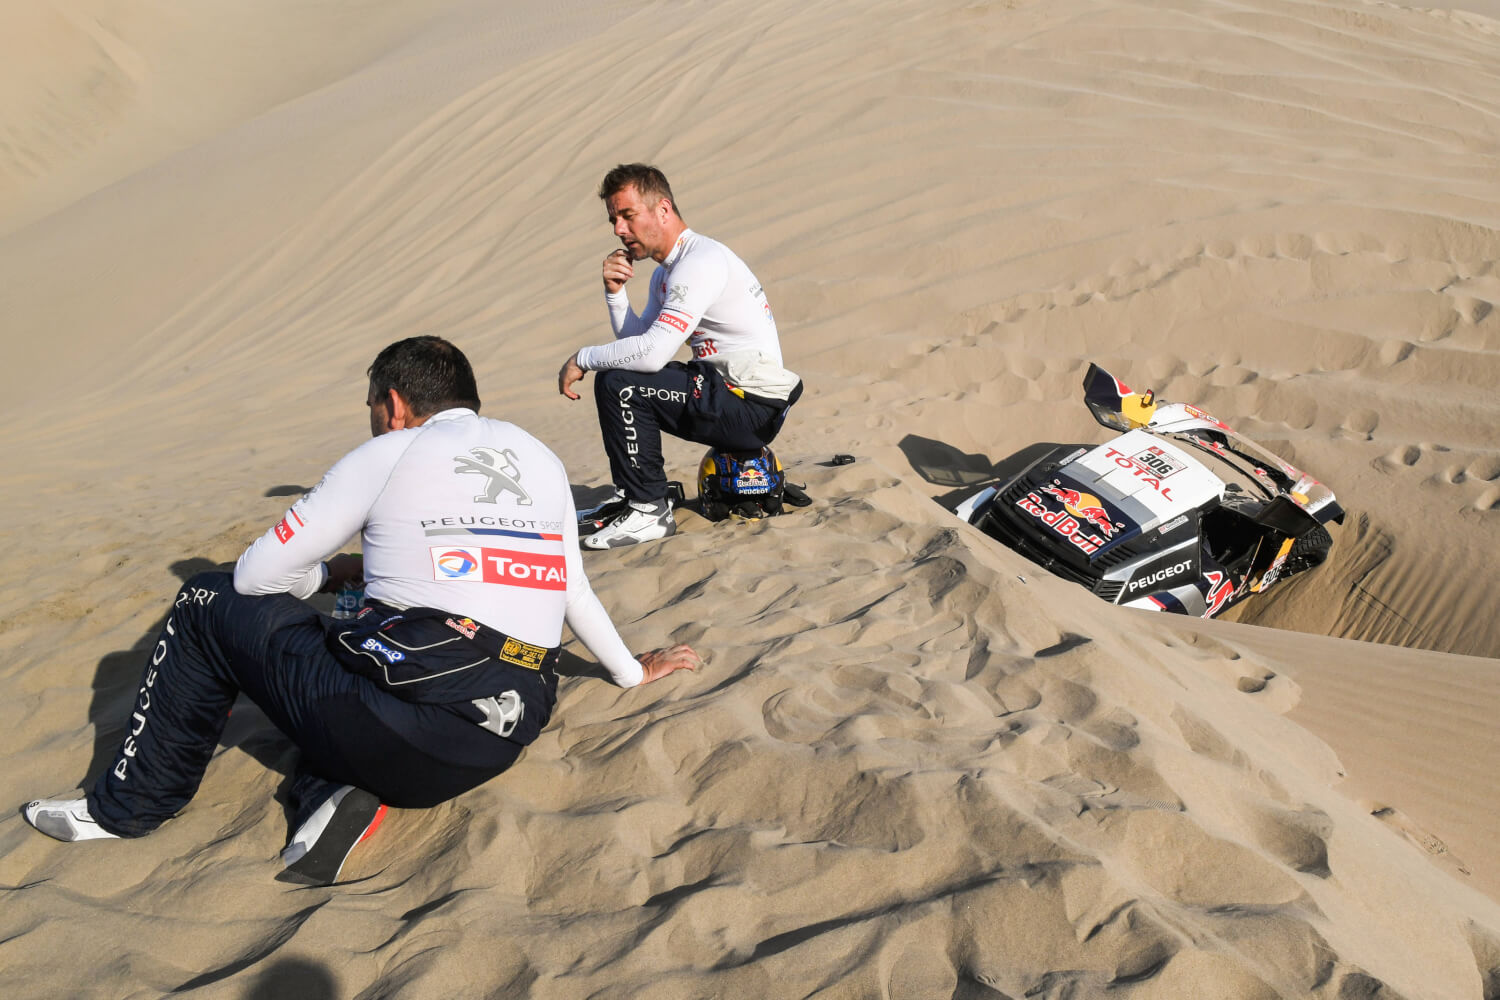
top-left (367, 381), bottom-right (389, 437)
top-left (606, 185), bottom-right (671, 262)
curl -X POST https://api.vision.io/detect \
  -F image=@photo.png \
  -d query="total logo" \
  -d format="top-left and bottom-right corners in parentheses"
top-left (1040, 484), bottom-right (1118, 538)
top-left (435, 549), bottom-right (481, 580)
top-left (429, 546), bottom-right (566, 590)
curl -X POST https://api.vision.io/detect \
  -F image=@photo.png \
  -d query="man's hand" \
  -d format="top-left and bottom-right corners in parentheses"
top-left (637, 643), bottom-right (702, 683)
top-left (558, 352), bottom-right (586, 400)
top-left (603, 248), bottom-right (634, 294)
top-left (320, 553), bottom-right (364, 593)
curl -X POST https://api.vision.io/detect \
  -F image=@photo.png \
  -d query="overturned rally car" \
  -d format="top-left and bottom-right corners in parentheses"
top-left (955, 364), bottom-right (1344, 619)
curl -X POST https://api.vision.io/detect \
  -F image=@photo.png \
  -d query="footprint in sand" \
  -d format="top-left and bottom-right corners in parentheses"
top-left (1376, 339), bottom-right (1414, 366)
top-left (1081, 708), bottom-right (1140, 752)
top-left (1208, 364), bottom-right (1255, 388)
top-left (1170, 706), bottom-right (1248, 771)
top-left (1340, 409), bottom-right (1379, 441)
top-left (1418, 308), bottom-right (1458, 343)
top-left (1368, 803), bottom-right (1471, 877)
top-left (1467, 456), bottom-right (1500, 482)
top-left (1262, 392), bottom-right (1317, 431)
top-left (1238, 800), bottom-right (1333, 878)
top-left (1376, 444), bottom-right (1422, 470)
top-left (1205, 239), bottom-right (1236, 261)
top-left (1240, 233), bottom-right (1277, 259)
top-left (1275, 232), bottom-right (1315, 261)
top-left (1449, 294), bottom-right (1492, 326)
top-left (1237, 670), bottom-right (1276, 694)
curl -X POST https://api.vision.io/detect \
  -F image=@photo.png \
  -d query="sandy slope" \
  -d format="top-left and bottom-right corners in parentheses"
top-left (3, 0), bottom-right (1500, 996)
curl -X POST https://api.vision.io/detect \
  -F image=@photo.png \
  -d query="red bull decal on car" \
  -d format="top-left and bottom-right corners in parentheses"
top-left (1016, 490), bottom-right (1110, 555)
top-left (1039, 484), bottom-right (1119, 539)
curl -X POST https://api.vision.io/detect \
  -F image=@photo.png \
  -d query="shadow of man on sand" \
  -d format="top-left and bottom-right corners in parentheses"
top-left (240, 958), bottom-right (340, 1000)
top-left (173, 955), bottom-right (339, 998)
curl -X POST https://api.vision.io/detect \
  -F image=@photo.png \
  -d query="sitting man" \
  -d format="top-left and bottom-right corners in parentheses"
top-left (24, 336), bottom-right (700, 884)
top-left (558, 163), bottom-right (802, 548)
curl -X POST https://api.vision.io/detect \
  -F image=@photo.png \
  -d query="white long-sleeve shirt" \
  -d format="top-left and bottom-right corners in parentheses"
top-left (234, 409), bottom-right (644, 687)
top-left (575, 229), bottom-right (800, 402)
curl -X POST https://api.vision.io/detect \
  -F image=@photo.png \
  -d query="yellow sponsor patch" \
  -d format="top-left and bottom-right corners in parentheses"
top-left (500, 637), bottom-right (549, 670)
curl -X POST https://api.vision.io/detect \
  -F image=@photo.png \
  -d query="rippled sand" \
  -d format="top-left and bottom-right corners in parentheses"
top-left (3, 1), bottom-right (1500, 996)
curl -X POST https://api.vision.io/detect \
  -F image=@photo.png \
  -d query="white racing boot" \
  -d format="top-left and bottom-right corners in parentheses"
top-left (23, 798), bottom-right (121, 842)
top-left (582, 499), bottom-right (676, 549)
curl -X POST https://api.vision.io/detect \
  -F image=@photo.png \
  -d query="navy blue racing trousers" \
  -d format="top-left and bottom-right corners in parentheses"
top-left (88, 572), bottom-right (525, 838)
top-left (593, 361), bottom-right (788, 502)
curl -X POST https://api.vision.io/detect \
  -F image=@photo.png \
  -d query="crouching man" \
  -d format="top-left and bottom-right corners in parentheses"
top-left (24, 336), bottom-right (699, 884)
top-left (557, 164), bottom-right (802, 547)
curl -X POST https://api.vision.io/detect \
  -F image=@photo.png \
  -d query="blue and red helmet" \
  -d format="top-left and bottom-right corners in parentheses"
top-left (697, 447), bottom-right (786, 520)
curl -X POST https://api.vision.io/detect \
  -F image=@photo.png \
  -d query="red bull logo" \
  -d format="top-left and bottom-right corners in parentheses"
top-left (1040, 484), bottom-right (1118, 539)
top-left (1016, 491), bottom-right (1108, 556)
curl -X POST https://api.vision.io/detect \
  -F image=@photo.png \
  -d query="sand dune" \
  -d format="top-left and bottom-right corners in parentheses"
top-left (4, 0), bottom-right (1500, 996)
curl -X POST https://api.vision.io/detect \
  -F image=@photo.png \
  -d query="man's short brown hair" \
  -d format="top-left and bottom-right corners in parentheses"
top-left (598, 163), bottom-right (682, 219)
top-left (367, 336), bottom-right (481, 417)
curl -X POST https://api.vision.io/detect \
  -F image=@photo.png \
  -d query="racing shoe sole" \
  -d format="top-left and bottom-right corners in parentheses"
top-left (277, 786), bottom-right (386, 886)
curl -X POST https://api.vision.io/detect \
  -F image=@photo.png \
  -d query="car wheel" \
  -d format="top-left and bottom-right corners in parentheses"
top-left (1281, 525), bottom-right (1332, 578)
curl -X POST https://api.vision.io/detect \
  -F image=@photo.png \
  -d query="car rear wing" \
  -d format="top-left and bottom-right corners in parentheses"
top-left (1082, 363), bottom-right (1344, 526)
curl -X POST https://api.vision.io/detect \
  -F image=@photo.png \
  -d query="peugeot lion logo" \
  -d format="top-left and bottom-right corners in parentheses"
top-left (453, 447), bottom-right (532, 505)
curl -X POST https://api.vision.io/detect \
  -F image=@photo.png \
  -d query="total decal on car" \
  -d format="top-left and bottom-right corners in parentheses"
top-left (954, 363), bottom-right (1344, 619)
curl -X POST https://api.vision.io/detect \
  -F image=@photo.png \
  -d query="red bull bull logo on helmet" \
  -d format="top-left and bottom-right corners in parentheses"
top-left (735, 466), bottom-right (771, 494)
top-left (1039, 484), bottom-right (1119, 539)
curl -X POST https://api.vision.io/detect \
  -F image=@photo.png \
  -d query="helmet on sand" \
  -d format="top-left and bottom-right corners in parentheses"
top-left (697, 447), bottom-right (785, 521)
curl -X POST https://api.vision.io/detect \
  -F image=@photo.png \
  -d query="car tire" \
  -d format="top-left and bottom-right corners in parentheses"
top-left (1281, 525), bottom-right (1332, 578)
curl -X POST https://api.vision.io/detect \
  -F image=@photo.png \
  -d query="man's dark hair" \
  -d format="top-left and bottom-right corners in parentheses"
top-left (367, 336), bottom-right (481, 416)
top-left (598, 163), bottom-right (682, 219)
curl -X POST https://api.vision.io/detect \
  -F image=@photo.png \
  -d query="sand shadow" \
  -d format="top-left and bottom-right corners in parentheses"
top-left (238, 958), bottom-right (340, 999)
top-left (263, 484), bottom-right (314, 498)
top-left (174, 954), bottom-right (339, 997)
top-left (899, 434), bottom-right (1069, 511)
top-left (571, 480), bottom-right (697, 519)
top-left (570, 482), bottom-right (619, 511)
top-left (555, 648), bottom-right (612, 684)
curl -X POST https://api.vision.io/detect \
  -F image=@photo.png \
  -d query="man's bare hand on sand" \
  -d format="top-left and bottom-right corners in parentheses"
top-left (638, 644), bottom-right (703, 683)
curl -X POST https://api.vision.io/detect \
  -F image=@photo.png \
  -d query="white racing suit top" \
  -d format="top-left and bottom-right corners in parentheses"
top-left (234, 408), bottom-right (644, 687)
top-left (575, 228), bottom-right (800, 404)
